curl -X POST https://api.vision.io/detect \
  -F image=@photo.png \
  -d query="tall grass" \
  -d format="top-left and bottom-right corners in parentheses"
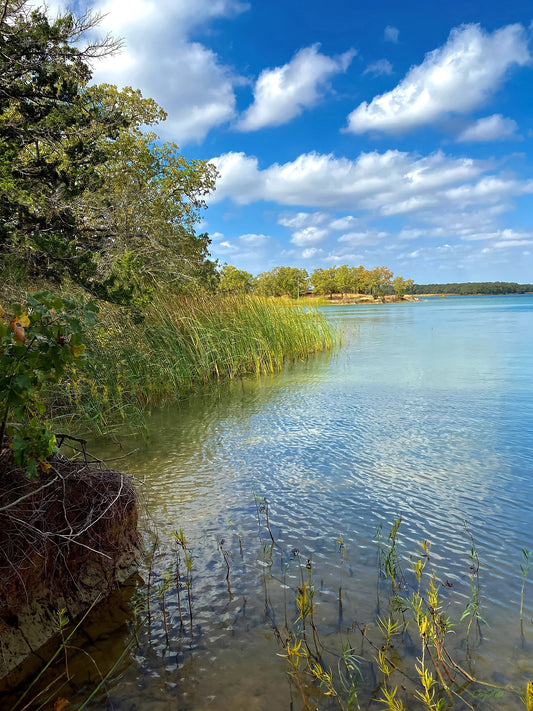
top-left (57, 294), bottom-right (337, 435)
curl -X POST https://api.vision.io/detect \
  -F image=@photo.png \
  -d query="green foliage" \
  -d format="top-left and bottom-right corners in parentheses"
top-left (0, 1), bottom-right (126, 289)
top-left (311, 266), bottom-right (338, 296)
top-left (83, 86), bottom-right (218, 300)
top-left (254, 266), bottom-right (310, 299)
top-left (217, 265), bottom-right (254, 295)
top-left (0, 3), bottom-right (218, 305)
top-left (0, 290), bottom-right (98, 476)
top-left (310, 264), bottom-right (400, 298)
top-left (393, 276), bottom-right (406, 299)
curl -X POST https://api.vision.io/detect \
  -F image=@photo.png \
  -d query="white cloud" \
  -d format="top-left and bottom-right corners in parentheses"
top-left (346, 23), bottom-right (530, 135)
top-left (338, 230), bottom-right (385, 246)
top-left (239, 233), bottom-right (271, 245)
top-left (218, 240), bottom-right (237, 251)
top-left (399, 228), bottom-right (426, 240)
top-left (384, 26), bottom-right (399, 43)
top-left (462, 228), bottom-right (533, 244)
top-left (301, 248), bottom-right (324, 259)
top-left (324, 250), bottom-right (365, 264)
top-left (237, 44), bottom-right (355, 131)
top-left (209, 148), bottom-right (488, 213)
top-left (88, 0), bottom-right (249, 143)
top-left (209, 230), bottom-right (282, 273)
top-left (329, 215), bottom-right (359, 230)
top-left (364, 59), bottom-right (394, 77)
top-left (291, 227), bottom-right (329, 246)
top-left (456, 114), bottom-right (520, 142)
top-left (278, 211), bottom-right (329, 228)
top-left (210, 149), bottom-right (533, 262)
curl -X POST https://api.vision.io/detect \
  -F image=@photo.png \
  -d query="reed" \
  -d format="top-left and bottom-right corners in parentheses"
top-left (55, 293), bottom-right (336, 435)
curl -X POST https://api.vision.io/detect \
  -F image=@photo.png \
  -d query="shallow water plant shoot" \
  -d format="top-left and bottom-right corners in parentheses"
top-left (4, 512), bottom-right (533, 711)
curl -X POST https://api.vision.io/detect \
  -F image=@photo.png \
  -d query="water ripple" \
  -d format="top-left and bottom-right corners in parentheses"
top-left (77, 296), bottom-right (533, 710)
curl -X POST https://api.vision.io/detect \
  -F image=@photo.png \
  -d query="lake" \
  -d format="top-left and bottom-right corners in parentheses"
top-left (29, 296), bottom-right (533, 709)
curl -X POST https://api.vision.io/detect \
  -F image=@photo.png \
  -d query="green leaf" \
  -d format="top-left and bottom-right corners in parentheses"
top-left (14, 373), bottom-right (33, 390)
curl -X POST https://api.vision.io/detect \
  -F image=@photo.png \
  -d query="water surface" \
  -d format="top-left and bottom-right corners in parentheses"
top-left (27, 296), bottom-right (533, 709)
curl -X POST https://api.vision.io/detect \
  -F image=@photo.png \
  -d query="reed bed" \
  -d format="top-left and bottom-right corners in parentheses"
top-left (56, 294), bottom-right (337, 435)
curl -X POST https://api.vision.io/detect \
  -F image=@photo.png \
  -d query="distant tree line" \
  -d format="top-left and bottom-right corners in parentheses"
top-left (218, 264), bottom-right (414, 299)
top-left (411, 282), bottom-right (533, 295)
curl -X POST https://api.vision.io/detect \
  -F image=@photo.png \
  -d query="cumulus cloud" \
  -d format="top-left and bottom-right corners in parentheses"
top-left (384, 26), bottom-right (399, 43)
top-left (278, 212), bottom-right (329, 229)
top-left (278, 211), bottom-right (366, 248)
top-left (238, 233), bottom-right (272, 245)
top-left (87, 0), bottom-right (249, 143)
top-left (364, 59), bottom-right (394, 77)
top-left (391, 203), bottom-right (533, 257)
top-left (329, 215), bottom-right (359, 230)
top-left (346, 23), bottom-right (530, 135)
top-left (209, 148), bottom-right (490, 212)
top-left (456, 114), bottom-right (520, 142)
top-left (209, 148), bottom-right (533, 262)
top-left (208, 230), bottom-right (281, 273)
top-left (338, 230), bottom-right (386, 246)
top-left (291, 227), bottom-right (329, 246)
top-left (301, 248), bottom-right (324, 259)
top-left (236, 44), bottom-right (355, 131)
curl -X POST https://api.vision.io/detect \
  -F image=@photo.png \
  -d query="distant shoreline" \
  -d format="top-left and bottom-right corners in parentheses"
top-left (298, 293), bottom-right (418, 305)
top-left (416, 292), bottom-right (533, 297)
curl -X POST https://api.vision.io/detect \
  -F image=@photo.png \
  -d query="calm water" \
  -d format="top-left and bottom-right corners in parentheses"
top-left (23, 296), bottom-right (533, 709)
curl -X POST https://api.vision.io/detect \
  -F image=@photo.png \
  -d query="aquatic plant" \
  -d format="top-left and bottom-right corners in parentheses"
top-left (8, 514), bottom-right (533, 711)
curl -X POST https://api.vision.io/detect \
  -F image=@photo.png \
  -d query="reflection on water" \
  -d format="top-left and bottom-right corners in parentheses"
top-left (8, 296), bottom-right (533, 709)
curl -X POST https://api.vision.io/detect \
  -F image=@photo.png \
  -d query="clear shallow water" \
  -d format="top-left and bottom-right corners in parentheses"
top-left (15, 296), bottom-right (533, 709)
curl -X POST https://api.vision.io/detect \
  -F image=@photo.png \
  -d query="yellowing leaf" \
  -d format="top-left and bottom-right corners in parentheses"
top-left (19, 312), bottom-right (30, 327)
top-left (40, 461), bottom-right (51, 474)
top-left (71, 343), bottom-right (86, 357)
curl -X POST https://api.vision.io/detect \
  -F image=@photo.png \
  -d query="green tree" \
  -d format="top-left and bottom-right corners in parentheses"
top-left (253, 270), bottom-right (277, 296)
top-left (335, 265), bottom-right (358, 296)
top-left (218, 265), bottom-right (253, 295)
top-left (393, 276), bottom-right (406, 300)
top-left (274, 267), bottom-right (309, 298)
top-left (368, 267), bottom-right (393, 298)
top-left (311, 267), bottom-right (337, 296)
top-left (0, 3), bottom-right (218, 304)
top-left (0, 1), bottom-right (125, 289)
top-left (254, 267), bottom-right (309, 299)
top-left (353, 265), bottom-right (368, 294)
top-left (81, 85), bottom-right (218, 304)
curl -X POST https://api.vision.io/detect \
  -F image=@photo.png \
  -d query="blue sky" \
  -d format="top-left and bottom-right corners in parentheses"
top-left (72, 0), bottom-right (533, 282)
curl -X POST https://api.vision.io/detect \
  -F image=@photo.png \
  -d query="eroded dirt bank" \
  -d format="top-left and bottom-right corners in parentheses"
top-left (0, 452), bottom-right (141, 687)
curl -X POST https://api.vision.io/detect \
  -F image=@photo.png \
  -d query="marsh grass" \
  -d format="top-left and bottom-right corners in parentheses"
top-left (55, 293), bottom-right (336, 435)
